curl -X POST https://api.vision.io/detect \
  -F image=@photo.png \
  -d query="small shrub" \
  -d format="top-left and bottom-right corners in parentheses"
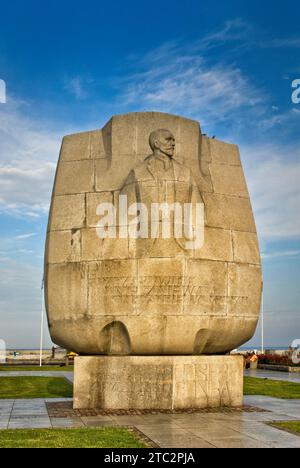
top-left (257, 353), bottom-right (300, 367)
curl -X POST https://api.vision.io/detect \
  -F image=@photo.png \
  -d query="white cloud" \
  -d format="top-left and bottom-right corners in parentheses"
top-left (259, 109), bottom-right (300, 131)
top-left (15, 233), bottom-right (36, 240)
top-left (262, 250), bottom-right (300, 260)
top-left (118, 22), bottom-right (300, 136)
top-left (194, 18), bottom-right (251, 50)
top-left (137, 19), bottom-right (251, 64)
top-left (16, 249), bottom-right (34, 254)
top-left (64, 76), bottom-right (91, 100)
top-left (117, 26), bottom-right (268, 133)
top-left (0, 99), bottom-right (63, 215)
top-left (120, 55), bottom-right (264, 129)
top-left (241, 143), bottom-right (300, 241)
top-left (260, 37), bottom-right (300, 48)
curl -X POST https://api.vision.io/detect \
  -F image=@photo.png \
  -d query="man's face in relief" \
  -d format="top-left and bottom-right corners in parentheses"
top-left (154, 130), bottom-right (176, 158)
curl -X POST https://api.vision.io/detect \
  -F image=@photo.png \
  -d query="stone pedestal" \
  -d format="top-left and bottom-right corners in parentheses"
top-left (73, 355), bottom-right (244, 410)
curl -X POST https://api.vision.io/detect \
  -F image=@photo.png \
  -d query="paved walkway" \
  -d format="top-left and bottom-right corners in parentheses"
top-left (245, 368), bottom-right (300, 383)
top-left (0, 396), bottom-right (299, 447)
top-left (1, 369), bottom-right (300, 447)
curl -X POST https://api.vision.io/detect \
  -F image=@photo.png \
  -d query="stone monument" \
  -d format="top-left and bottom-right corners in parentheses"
top-left (44, 112), bottom-right (262, 410)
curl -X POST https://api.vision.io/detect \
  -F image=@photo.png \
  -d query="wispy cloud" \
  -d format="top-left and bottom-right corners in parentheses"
top-left (262, 250), bottom-right (300, 260)
top-left (117, 20), bottom-right (300, 137)
top-left (259, 108), bottom-right (300, 131)
top-left (15, 233), bottom-right (36, 240)
top-left (137, 19), bottom-right (251, 64)
top-left (192, 18), bottom-right (252, 52)
top-left (119, 43), bottom-right (264, 130)
top-left (64, 76), bottom-right (92, 100)
top-left (260, 37), bottom-right (300, 48)
top-left (16, 249), bottom-right (34, 254)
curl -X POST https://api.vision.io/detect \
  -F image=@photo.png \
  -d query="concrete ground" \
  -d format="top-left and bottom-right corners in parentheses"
top-left (0, 370), bottom-right (300, 448)
top-left (245, 368), bottom-right (300, 383)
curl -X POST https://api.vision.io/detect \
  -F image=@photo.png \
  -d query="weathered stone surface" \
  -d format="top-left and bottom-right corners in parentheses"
top-left (90, 130), bottom-right (107, 159)
top-left (193, 227), bottom-right (233, 262)
top-left (183, 259), bottom-right (228, 316)
top-left (46, 263), bottom-right (88, 322)
top-left (200, 136), bottom-right (212, 163)
top-left (60, 130), bottom-right (107, 162)
top-left (55, 160), bottom-right (94, 195)
top-left (95, 159), bottom-right (134, 192)
top-left (232, 231), bottom-right (261, 265)
top-left (228, 263), bottom-right (262, 316)
top-left (210, 163), bottom-right (249, 198)
top-left (209, 139), bottom-right (241, 166)
top-left (60, 132), bottom-right (91, 162)
top-left (203, 193), bottom-right (256, 232)
top-left (45, 112), bottom-right (262, 356)
top-left (73, 355), bottom-right (244, 410)
top-left (88, 260), bottom-right (137, 318)
top-left (49, 194), bottom-right (86, 231)
top-left (86, 192), bottom-right (113, 228)
top-left (47, 230), bottom-right (79, 264)
top-left (81, 229), bottom-right (129, 261)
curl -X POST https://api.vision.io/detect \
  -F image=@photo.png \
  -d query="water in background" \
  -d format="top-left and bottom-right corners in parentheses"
top-left (239, 346), bottom-right (289, 351)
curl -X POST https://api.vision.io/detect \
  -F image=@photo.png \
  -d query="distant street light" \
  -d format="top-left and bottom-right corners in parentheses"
top-left (40, 278), bottom-right (44, 367)
top-left (261, 284), bottom-right (264, 354)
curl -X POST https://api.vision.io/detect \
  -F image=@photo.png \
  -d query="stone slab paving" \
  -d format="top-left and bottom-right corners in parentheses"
top-left (245, 369), bottom-right (300, 383)
top-left (1, 370), bottom-right (300, 447)
top-left (244, 395), bottom-right (300, 420)
top-left (0, 396), bottom-right (300, 447)
top-left (0, 399), bottom-right (51, 429)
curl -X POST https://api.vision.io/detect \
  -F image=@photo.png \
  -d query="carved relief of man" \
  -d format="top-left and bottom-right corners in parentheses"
top-left (120, 129), bottom-right (203, 255)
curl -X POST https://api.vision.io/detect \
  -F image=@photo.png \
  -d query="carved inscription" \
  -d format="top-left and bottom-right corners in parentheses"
top-left (96, 275), bottom-right (226, 306)
top-left (94, 365), bottom-right (173, 408)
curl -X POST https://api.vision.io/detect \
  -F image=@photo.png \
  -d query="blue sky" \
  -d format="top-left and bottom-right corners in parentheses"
top-left (0, 0), bottom-right (300, 349)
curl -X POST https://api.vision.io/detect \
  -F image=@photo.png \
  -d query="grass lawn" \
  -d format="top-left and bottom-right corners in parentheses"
top-left (271, 421), bottom-right (300, 436)
top-left (0, 366), bottom-right (74, 372)
top-left (0, 377), bottom-right (73, 399)
top-left (244, 376), bottom-right (300, 399)
top-left (0, 428), bottom-right (146, 448)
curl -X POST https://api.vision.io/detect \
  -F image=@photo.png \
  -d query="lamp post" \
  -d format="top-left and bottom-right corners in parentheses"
top-left (39, 278), bottom-right (44, 367)
top-left (261, 285), bottom-right (264, 355)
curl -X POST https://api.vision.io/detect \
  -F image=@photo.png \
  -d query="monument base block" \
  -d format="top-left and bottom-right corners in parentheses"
top-left (73, 355), bottom-right (244, 410)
